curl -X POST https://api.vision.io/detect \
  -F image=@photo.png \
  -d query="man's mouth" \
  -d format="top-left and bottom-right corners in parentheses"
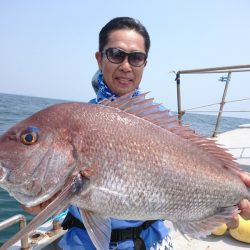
top-left (116, 77), bottom-right (132, 85)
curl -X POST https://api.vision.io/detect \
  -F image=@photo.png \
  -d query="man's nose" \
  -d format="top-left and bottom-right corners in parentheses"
top-left (119, 56), bottom-right (132, 72)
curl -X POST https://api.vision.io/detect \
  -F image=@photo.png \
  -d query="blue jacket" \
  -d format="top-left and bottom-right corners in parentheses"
top-left (59, 205), bottom-right (170, 250)
top-left (59, 82), bottom-right (170, 249)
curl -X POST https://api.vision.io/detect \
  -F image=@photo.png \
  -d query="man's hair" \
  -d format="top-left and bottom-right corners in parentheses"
top-left (99, 17), bottom-right (150, 55)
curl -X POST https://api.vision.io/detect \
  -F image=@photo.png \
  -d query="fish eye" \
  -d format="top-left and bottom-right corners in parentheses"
top-left (20, 127), bottom-right (39, 145)
top-left (21, 132), bottom-right (38, 145)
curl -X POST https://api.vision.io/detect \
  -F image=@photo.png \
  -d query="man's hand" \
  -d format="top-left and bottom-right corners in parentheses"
top-left (227, 172), bottom-right (250, 229)
top-left (239, 171), bottom-right (250, 219)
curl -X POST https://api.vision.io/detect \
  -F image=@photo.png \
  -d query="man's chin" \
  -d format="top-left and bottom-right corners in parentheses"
top-left (116, 86), bottom-right (136, 96)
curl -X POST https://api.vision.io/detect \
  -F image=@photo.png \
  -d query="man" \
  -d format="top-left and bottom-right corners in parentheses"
top-left (59, 17), bottom-right (172, 250)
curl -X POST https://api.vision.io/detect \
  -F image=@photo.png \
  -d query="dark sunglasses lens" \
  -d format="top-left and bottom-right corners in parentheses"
top-left (128, 52), bottom-right (146, 67)
top-left (106, 48), bottom-right (126, 63)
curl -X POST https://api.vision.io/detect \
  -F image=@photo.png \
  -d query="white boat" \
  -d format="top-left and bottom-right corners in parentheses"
top-left (216, 124), bottom-right (250, 171)
top-left (1, 64), bottom-right (250, 249)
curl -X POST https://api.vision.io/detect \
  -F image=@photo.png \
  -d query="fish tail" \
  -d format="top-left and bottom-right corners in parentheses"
top-left (174, 206), bottom-right (239, 239)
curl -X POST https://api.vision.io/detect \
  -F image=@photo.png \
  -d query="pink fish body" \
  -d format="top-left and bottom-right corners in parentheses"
top-left (0, 93), bottom-right (249, 249)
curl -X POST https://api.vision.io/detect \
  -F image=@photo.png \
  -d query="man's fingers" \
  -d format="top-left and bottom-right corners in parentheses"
top-left (239, 171), bottom-right (250, 187)
top-left (239, 199), bottom-right (250, 220)
top-left (227, 213), bottom-right (239, 229)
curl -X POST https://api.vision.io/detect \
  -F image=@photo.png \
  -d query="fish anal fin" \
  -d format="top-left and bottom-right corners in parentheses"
top-left (80, 209), bottom-right (111, 250)
top-left (174, 206), bottom-right (239, 239)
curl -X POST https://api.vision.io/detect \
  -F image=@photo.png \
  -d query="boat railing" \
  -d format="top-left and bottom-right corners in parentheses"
top-left (174, 64), bottom-right (250, 137)
top-left (0, 214), bottom-right (30, 249)
top-left (0, 211), bottom-right (66, 249)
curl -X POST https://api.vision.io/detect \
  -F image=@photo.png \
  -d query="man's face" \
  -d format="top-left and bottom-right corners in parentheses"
top-left (96, 29), bottom-right (147, 96)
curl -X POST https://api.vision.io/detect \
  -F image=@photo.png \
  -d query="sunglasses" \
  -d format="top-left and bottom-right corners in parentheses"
top-left (102, 48), bottom-right (147, 67)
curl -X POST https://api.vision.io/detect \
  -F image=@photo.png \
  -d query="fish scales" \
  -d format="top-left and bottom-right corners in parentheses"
top-left (46, 103), bottom-right (246, 220)
top-left (0, 94), bottom-right (249, 250)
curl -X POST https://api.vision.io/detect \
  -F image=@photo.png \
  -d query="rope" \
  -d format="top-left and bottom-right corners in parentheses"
top-left (185, 110), bottom-right (250, 113)
top-left (183, 97), bottom-right (250, 113)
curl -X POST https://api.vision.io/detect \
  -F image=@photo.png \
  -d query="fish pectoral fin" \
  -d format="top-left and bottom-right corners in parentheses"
top-left (174, 206), bottom-right (239, 239)
top-left (80, 208), bottom-right (111, 250)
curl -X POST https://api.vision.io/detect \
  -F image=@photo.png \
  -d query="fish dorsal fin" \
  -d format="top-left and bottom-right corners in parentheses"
top-left (80, 209), bottom-right (111, 250)
top-left (174, 206), bottom-right (239, 239)
top-left (100, 92), bottom-right (241, 174)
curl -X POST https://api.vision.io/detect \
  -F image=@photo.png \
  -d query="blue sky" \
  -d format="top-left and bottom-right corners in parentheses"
top-left (0, 0), bottom-right (250, 118)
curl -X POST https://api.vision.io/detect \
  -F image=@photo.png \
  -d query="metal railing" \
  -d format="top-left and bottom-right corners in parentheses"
top-left (174, 64), bottom-right (250, 137)
top-left (0, 214), bottom-right (30, 249)
top-left (0, 211), bottom-right (66, 249)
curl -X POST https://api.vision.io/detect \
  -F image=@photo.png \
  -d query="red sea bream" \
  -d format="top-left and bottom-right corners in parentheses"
top-left (0, 93), bottom-right (249, 250)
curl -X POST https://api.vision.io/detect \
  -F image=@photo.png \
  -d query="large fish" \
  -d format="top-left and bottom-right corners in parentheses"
top-left (0, 93), bottom-right (249, 249)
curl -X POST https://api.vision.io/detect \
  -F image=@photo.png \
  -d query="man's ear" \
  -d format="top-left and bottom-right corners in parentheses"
top-left (95, 51), bottom-right (103, 70)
